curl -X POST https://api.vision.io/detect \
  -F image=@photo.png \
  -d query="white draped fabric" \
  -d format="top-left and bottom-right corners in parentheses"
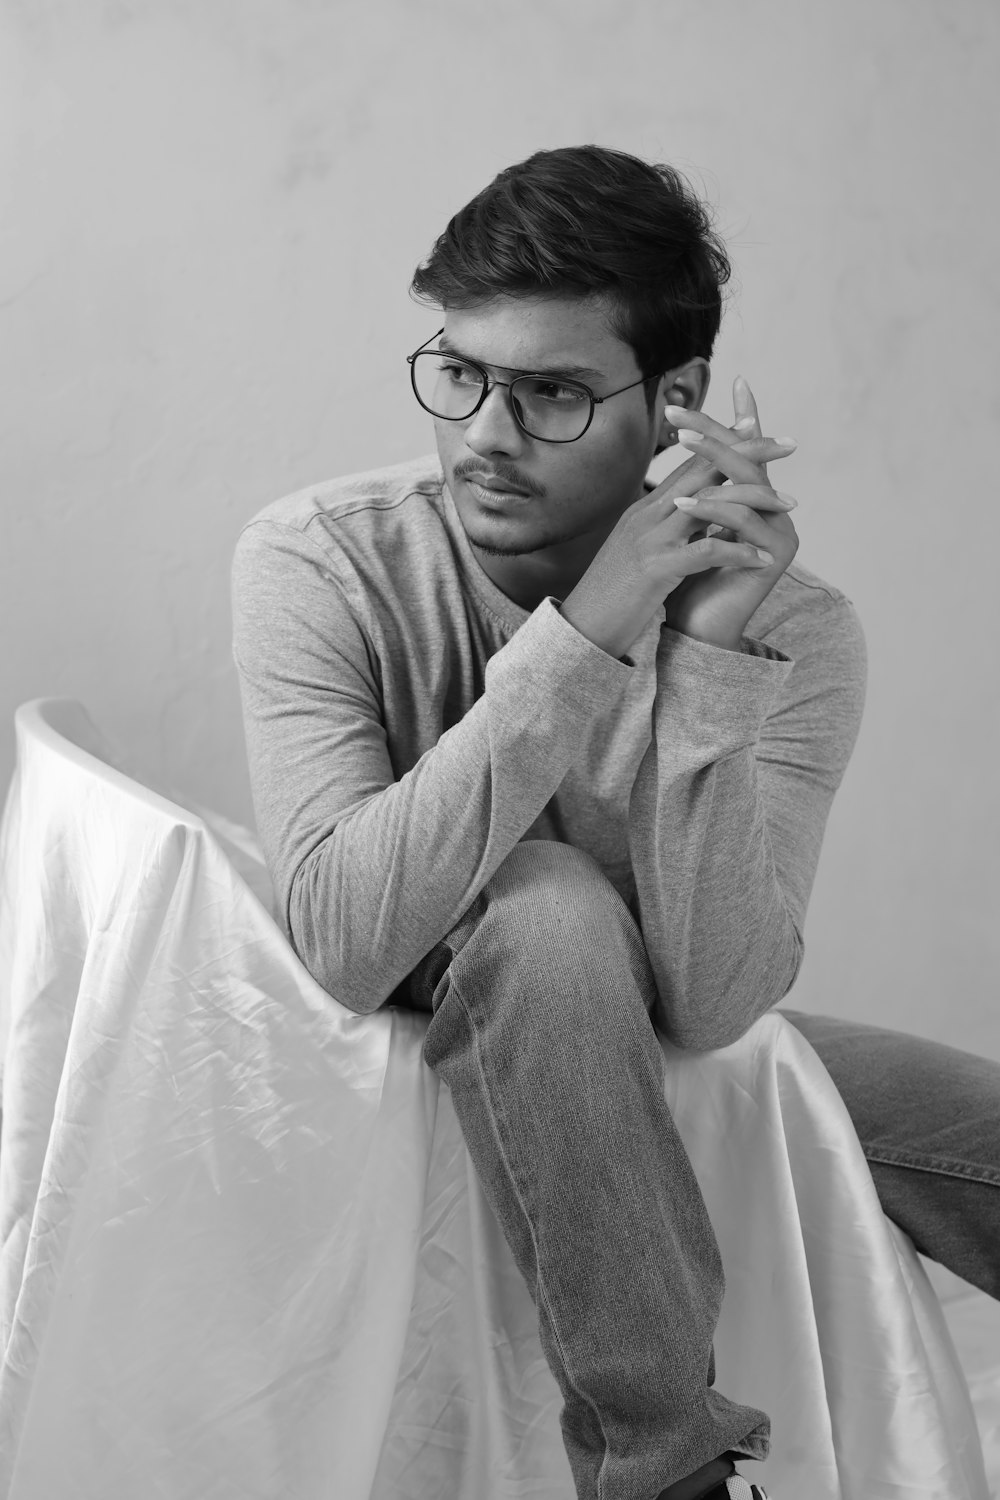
top-left (0, 699), bottom-right (988, 1500)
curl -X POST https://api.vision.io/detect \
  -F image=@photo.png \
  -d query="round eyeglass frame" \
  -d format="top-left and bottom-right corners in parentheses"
top-left (406, 328), bottom-right (658, 444)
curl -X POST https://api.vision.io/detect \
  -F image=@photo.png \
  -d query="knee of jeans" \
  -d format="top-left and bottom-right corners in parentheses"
top-left (479, 839), bottom-right (648, 976)
top-left (489, 838), bottom-right (622, 913)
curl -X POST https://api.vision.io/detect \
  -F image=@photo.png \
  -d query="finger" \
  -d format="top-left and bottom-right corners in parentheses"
top-left (648, 437), bottom-right (791, 506)
top-left (729, 427), bottom-right (793, 488)
top-left (668, 534), bottom-right (775, 576)
top-left (672, 496), bottom-right (788, 551)
top-left (645, 436), bottom-right (792, 514)
top-left (678, 428), bottom-right (797, 460)
top-left (729, 435), bottom-right (796, 462)
top-left (684, 523), bottom-right (719, 546)
top-left (733, 375), bottom-right (761, 434)
top-left (650, 447), bottom-right (736, 502)
top-left (690, 523), bottom-right (743, 544)
top-left (665, 403), bottom-right (745, 447)
top-left (666, 403), bottom-right (796, 455)
top-left (695, 484), bottom-right (798, 512)
top-left (671, 423), bottom-right (796, 472)
top-left (675, 429), bottom-right (794, 484)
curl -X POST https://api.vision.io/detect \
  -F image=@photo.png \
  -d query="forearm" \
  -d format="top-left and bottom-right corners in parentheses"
top-left (629, 743), bottom-right (803, 1050)
top-left (628, 627), bottom-right (798, 1050)
top-left (279, 601), bottom-right (635, 1013)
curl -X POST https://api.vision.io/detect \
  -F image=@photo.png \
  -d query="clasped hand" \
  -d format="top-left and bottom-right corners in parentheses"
top-left (559, 377), bottom-right (798, 661)
top-left (656, 375), bottom-right (799, 651)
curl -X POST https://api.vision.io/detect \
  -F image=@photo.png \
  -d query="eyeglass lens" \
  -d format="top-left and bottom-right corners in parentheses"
top-left (410, 352), bottom-right (592, 442)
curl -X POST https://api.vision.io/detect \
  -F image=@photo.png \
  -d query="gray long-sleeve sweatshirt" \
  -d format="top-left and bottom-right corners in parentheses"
top-left (230, 454), bottom-right (867, 1049)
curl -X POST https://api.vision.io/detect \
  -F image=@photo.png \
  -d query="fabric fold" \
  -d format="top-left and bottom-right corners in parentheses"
top-left (0, 699), bottom-right (988, 1500)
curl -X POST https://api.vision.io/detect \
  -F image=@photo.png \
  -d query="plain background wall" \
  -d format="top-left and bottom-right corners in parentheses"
top-left (1, 0), bottom-right (997, 1058)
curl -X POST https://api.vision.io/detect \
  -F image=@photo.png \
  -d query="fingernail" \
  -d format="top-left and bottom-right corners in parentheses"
top-left (734, 416), bottom-right (755, 432)
top-left (774, 436), bottom-right (798, 449)
top-left (755, 549), bottom-right (775, 563)
top-left (775, 490), bottom-right (798, 509)
top-left (673, 495), bottom-right (699, 509)
top-left (664, 404), bottom-right (688, 419)
top-left (677, 428), bottom-right (704, 446)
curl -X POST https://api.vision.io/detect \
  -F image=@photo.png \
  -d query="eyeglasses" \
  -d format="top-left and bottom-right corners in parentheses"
top-left (406, 328), bottom-right (655, 444)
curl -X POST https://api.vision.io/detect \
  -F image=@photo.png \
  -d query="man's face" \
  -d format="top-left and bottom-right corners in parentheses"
top-left (432, 294), bottom-right (674, 591)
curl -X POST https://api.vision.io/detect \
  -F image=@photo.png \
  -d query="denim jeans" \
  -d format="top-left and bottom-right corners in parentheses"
top-left (776, 1007), bottom-right (1000, 1302)
top-left (396, 839), bottom-right (1000, 1500)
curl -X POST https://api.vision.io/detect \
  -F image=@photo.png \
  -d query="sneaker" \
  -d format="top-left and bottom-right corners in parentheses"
top-left (705, 1476), bottom-right (770, 1500)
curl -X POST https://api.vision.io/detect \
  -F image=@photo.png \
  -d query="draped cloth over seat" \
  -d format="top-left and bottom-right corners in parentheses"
top-left (0, 699), bottom-right (988, 1500)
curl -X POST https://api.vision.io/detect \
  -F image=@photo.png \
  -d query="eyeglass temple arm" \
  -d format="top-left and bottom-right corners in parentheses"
top-left (407, 327), bottom-right (446, 363)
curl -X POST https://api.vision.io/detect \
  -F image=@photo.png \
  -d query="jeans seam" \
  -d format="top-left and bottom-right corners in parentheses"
top-left (864, 1148), bottom-right (1000, 1187)
top-left (451, 974), bottom-right (613, 1500)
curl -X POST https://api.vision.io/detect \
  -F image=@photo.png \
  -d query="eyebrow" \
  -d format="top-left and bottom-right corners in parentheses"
top-left (437, 334), bottom-right (605, 382)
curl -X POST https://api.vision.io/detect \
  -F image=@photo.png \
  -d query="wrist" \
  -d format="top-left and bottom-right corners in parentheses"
top-left (662, 589), bottom-right (760, 654)
top-left (560, 582), bottom-right (657, 661)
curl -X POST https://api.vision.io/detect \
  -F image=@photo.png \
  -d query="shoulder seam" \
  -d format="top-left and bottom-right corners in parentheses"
top-left (300, 479), bottom-right (444, 532)
top-left (783, 561), bottom-right (853, 606)
top-left (234, 516), bottom-right (354, 590)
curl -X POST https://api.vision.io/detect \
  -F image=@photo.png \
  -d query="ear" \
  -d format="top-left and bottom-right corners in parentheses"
top-left (654, 357), bottom-right (711, 452)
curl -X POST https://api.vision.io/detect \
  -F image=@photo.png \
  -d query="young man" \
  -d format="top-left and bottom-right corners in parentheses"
top-left (231, 146), bottom-right (1000, 1500)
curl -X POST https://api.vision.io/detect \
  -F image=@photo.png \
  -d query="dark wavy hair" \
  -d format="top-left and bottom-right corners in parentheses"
top-left (410, 145), bottom-right (732, 407)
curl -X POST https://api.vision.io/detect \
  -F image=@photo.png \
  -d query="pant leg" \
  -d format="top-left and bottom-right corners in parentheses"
top-left (398, 839), bottom-right (769, 1500)
top-left (780, 1008), bottom-right (1000, 1300)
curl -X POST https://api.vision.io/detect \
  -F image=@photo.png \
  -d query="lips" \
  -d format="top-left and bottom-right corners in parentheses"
top-left (464, 475), bottom-right (531, 498)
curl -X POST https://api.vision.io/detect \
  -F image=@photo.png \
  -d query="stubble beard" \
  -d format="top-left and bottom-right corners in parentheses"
top-left (470, 535), bottom-right (562, 558)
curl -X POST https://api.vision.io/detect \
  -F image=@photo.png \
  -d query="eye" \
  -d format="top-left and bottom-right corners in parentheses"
top-left (437, 358), bottom-right (481, 386)
top-left (525, 378), bottom-right (589, 404)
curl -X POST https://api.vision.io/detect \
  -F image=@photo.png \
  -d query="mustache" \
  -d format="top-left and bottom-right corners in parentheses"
top-left (452, 459), bottom-right (546, 498)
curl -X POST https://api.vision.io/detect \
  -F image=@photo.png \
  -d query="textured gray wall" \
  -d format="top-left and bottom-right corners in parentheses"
top-left (1, 0), bottom-right (997, 1055)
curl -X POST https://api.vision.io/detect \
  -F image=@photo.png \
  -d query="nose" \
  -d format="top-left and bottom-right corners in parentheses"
top-left (462, 380), bottom-right (528, 458)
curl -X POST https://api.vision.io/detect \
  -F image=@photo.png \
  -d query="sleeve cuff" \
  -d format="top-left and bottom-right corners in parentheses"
top-left (486, 595), bottom-right (635, 723)
top-left (655, 625), bottom-right (795, 756)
